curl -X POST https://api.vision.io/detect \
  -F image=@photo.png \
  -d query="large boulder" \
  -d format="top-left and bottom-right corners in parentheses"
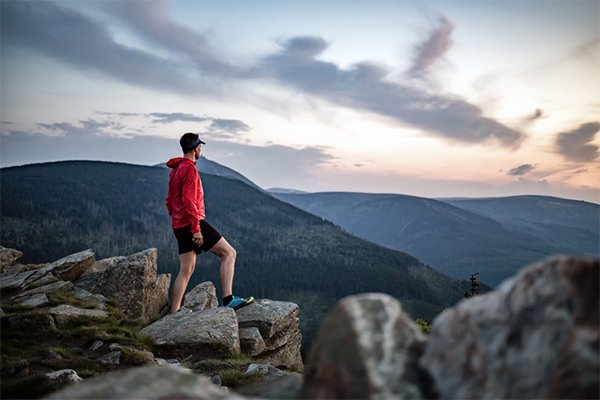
top-left (184, 281), bottom-right (219, 311)
top-left (140, 307), bottom-right (240, 356)
top-left (90, 248), bottom-right (170, 324)
top-left (301, 293), bottom-right (428, 400)
top-left (48, 304), bottom-right (109, 325)
top-left (45, 365), bottom-right (251, 400)
top-left (11, 280), bottom-right (73, 302)
top-left (420, 256), bottom-right (599, 400)
top-left (24, 250), bottom-right (95, 284)
top-left (236, 299), bottom-right (304, 370)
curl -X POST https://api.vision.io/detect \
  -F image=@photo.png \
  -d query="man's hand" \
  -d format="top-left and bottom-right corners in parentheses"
top-left (193, 231), bottom-right (203, 246)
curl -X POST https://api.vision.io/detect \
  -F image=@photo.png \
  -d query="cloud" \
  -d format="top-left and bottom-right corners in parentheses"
top-left (264, 35), bottom-right (524, 147)
top-left (206, 119), bottom-right (251, 137)
top-left (527, 109), bottom-right (544, 121)
top-left (3, 2), bottom-right (524, 148)
top-left (1, 1), bottom-right (216, 95)
top-left (408, 16), bottom-right (454, 77)
top-left (146, 113), bottom-right (210, 124)
top-left (555, 122), bottom-right (600, 162)
top-left (507, 164), bottom-right (537, 176)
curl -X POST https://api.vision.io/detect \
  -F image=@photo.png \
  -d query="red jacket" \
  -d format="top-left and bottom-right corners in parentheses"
top-left (165, 158), bottom-right (205, 233)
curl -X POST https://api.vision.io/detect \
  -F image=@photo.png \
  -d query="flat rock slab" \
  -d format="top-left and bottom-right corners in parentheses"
top-left (0, 270), bottom-right (37, 290)
top-left (420, 256), bottom-right (599, 400)
top-left (236, 299), bottom-right (299, 339)
top-left (26, 249), bottom-right (95, 284)
top-left (141, 307), bottom-right (240, 354)
top-left (48, 304), bottom-right (109, 324)
top-left (73, 287), bottom-right (108, 310)
top-left (45, 365), bottom-right (251, 400)
top-left (17, 293), bottom-right (50, 308)
top-left (80, 256), bottom-right (123, 278)
top-left (11, 280), bottom-right (73, 302)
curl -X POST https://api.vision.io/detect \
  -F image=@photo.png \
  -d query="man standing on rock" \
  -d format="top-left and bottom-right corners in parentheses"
top-left (166, 132), bottom-right (254, 313)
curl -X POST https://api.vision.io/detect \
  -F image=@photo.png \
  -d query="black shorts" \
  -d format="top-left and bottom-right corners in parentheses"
top-left (173, 220), bottom-right (223, 255)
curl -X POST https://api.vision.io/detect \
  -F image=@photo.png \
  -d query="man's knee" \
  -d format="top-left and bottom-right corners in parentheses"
top-left (224, 245), bottom-right (236, 262)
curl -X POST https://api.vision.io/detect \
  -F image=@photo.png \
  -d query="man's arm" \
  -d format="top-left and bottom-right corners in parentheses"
top-left (181, 172), bottom-right (202, 234)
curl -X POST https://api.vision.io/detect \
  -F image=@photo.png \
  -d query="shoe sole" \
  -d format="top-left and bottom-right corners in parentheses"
top-left (232, 299), bottom-right (254, 311)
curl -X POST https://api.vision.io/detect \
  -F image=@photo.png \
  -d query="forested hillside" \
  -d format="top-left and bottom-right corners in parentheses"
top-left (271, 191), bottom-right (598, 287)
top-left (1, 161), bottom-right (474, 347)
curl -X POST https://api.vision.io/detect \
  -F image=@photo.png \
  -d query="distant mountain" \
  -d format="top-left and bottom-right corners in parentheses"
top-left (1, 161), bottom-right (475, 349)
top-left (268, 188), bottom-right (310, 195)
top-left (155, 156), bottom-right (263, 192)
top-left (270, 191), bottom-right (599, 287)
top-left (439, 196), bottom-right (599, 233)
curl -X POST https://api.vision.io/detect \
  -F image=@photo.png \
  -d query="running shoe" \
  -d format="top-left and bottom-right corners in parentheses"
top-left (177, 307), bottom-right (193, 313)
top-left (225, 296), bottom-right (254, 310)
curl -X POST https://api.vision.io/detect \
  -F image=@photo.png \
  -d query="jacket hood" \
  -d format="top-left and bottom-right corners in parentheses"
top-left (166, 157), bottom-right (195, 168)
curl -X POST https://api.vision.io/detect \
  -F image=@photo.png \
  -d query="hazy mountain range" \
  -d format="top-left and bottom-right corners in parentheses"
top-left (270, 191), bottom-right (598, 287)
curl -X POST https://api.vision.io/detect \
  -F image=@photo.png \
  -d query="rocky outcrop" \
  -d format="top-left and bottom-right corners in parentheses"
top-left (90, 248), bottom-right (170, 324)
top-left (184, 281), bottom-right (219, 311)
top-left (79, 256), bottom-right (123, 278)
top-left (237, 299), bottom-right (303, 370)
top-left (141, 307), bottom-right (241, 356)
top-left (25, 249), bottom-right (95, 284)
top-left (302, 293), bottom-right (427, 400)
top-left (45, 365), bottom-right (251, 400)
top-left (0, 246), bottom-right (23, 271)
top-left (48, 304), bottom-right (109, 324)
top-left (420, 256), bottom-right (599, 400)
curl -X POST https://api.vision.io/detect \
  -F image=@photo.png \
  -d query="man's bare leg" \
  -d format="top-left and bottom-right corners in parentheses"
top-left (170, 251), bottom-right (196, 313)
top-left (208, 237), bottom-right (236, 298)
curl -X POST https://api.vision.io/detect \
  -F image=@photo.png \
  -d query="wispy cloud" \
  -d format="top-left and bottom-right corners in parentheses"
top-left (507, 164), bottom-right (537, 176)
top-left (146, 113), bottom-right (210, 124)
top-left (408, 16), bottom-right (454, 77)
top-left (556, 122), bottom-right (600, 163)
top-left (264, 35), bottom-right (524, 147)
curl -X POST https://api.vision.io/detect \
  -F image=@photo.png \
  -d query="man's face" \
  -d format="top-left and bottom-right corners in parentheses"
top-left (195, 145), bottom-right (202, 157)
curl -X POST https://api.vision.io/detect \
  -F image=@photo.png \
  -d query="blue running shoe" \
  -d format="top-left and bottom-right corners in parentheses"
top-left (177, 307), bottom-right (193, 313)
top-left (225, 296), bottom-right (254, 310)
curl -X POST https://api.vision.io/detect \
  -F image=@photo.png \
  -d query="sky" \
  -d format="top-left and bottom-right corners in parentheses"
top-left (1, 0), bottom-right (599, 203)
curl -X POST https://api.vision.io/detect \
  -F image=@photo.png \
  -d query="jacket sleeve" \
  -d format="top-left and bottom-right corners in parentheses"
top-left (181, 168), bottom-right (201, 233)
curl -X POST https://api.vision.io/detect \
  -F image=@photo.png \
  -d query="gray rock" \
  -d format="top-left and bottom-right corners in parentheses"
top-left (246, 363), bottom-right (287, 380)
top-left (211, 375), bottom-right (223, 386)
top-left (2, 360), bottom-right (29, 377)
top-left (48, 304), bottom-right (109, 325)
top-left (73, 287), bottom-right (108, 310)
top-left (45, 365), bottom-right (250, 399)
top-left (184, 281), bottom-right (218, 312)
top-left (80, 256), bottom-right (123, 278)
top-left (0, 246), bottom-right (23, 270)
top-left (46, 369), bottom-right (83, 383)
top-left (42, 314), bottom-right (57, 330)
top-left (89, 340), bottom-right (104, 352)
top-left (22, 272), bottom-right (58, 289)
top-left (47, 350), bottom-right (64, 360)
top-left (15, 368), bottom-right (30, 379)
top-left (91, 248), bottom-right (170, 324)
top-left (302, 293), bottom-right (427, 400)
top-left (17, 292), bottom-right (49, 308)
top-left (237, 299), bottom-right (299, 339)
top-left (98, 351), bottom-right (121, 365)
top-left (258, 326), bottom-right (303, 370)
top-left (239, 327), bottom-right (266, 356)
top-left (235, 374), bottom-right (303, 400)
top-left (420, 256), bottom-right (599, 400)
top-left (0, 269), bottom-right (37, 290)
top-left (11, 280), bottom-right (73, 302)
top-left (141, 307), bottom-right (240, 355)
top-left (25, 249), bottom-right (95, 284)
top-left (73, 270), bottom-right (105, 292)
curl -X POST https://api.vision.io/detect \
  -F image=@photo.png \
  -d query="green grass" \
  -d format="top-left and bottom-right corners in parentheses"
top-left (226, 351), bottom-right (254, 366)
top-left (0, 303), bottom-right (36, 313)
top-left (219, 370), bottom-right (265, 388)
top-left (120, 347), bottom-right (149, 366)
top-left (415, 319), bottom-right (431, 334)
top-left (46, 291), bottom-right (97, 309)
